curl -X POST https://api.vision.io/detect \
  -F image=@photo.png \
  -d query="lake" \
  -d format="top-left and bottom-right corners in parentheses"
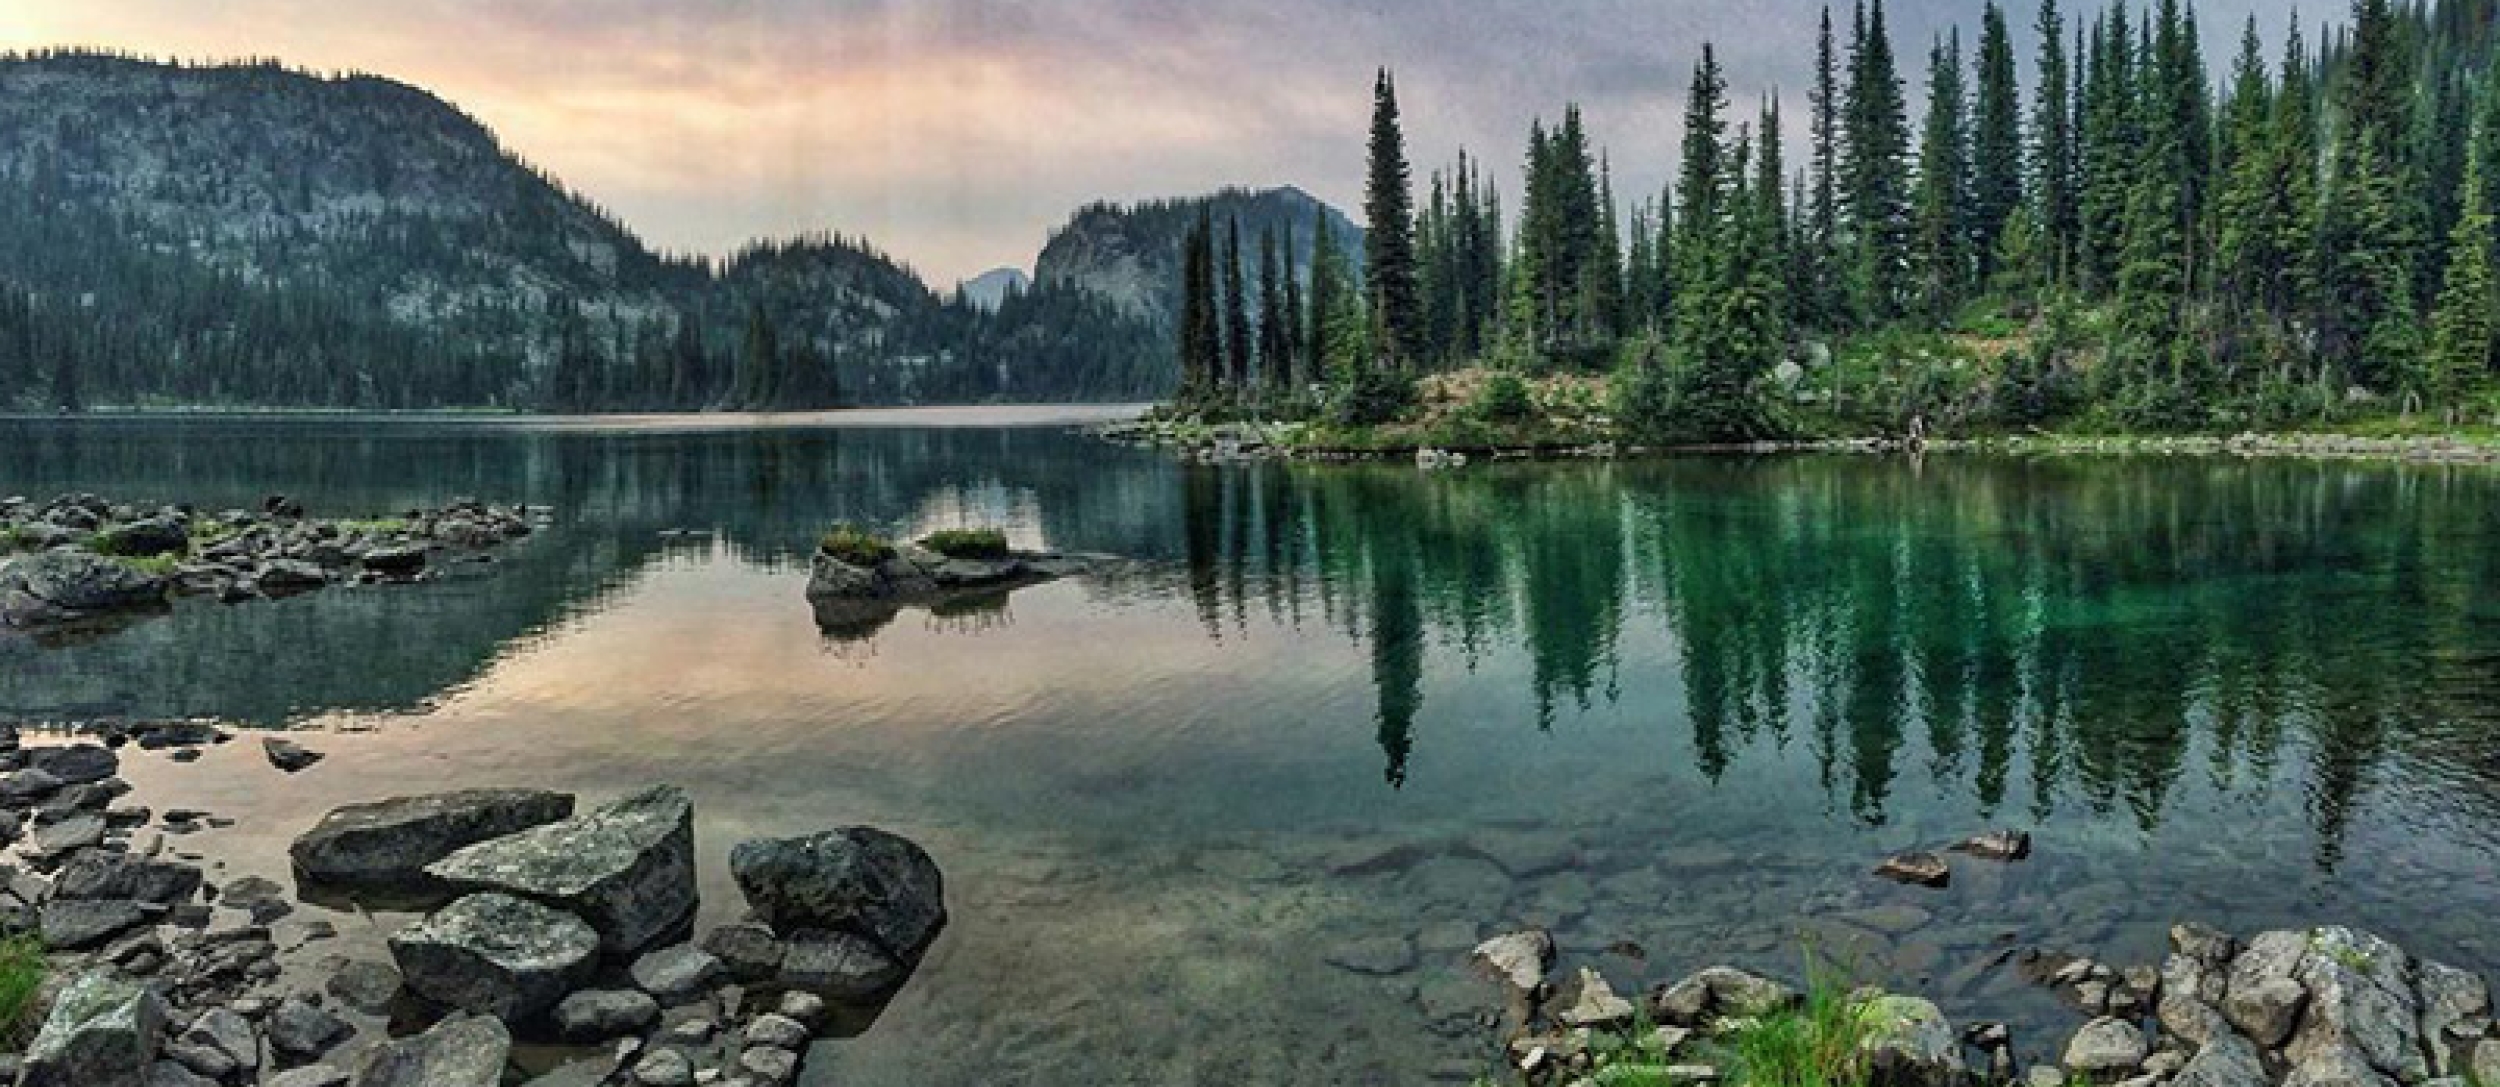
top-left (7, 410), bottom-right (2500, 1086)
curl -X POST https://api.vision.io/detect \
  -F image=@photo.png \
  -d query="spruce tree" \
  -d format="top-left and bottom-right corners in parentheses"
top-left (2031, 0), bottom-right (2077, 285)
top-left (1680, 47), bottom-right (1733, 337)
top-left (1843, 0), bottom-right (1913, 322)
top-left (1222, 216), bottom-right (1251, 393)
top-left (2316, 0), bottom-right (2421, 390)
top-left (1972, 3), bottom-right (2023, 285)
top-left (1913, 31), bottom-right (1972, 322)
top-left (1258, 226), bottom-right (1288, 397)
top-left (1809, 6), bottom-right (1844, 327)
top-left (1363, 69), bottom-right (1424, 370)
top-left (2430, 149), bottom-right (2497, 407)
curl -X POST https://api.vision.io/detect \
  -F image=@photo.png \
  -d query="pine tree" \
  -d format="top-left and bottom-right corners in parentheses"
top-left (1221, 215), bottom-right (1251, 392)
top-left (1258, 226), bottom-right (1288, 397)
top-left (1843, 0), bottom-right (1913, 322)
top-left (1307, 208), bottom-right (1342, 376)
top-left (1913, 31), bottom-right (1972, 322)
top-left (1180, 211), bottom-right (1222, 399)
top-left (1363, 69), bottom-right (1424, 370)
top-left (2317, 0), bottom-right (2421, 390)
top-left (1280, 229), bottom-right (1304, 391)
top-left (2429, 149), bottom-right (2497, 407)
top-left (1808, 6), bottom-right (1844, 327)
top-left (2213, 15), bottom-right (2278, 321)
top-left (2031, 0), bottom-right (2078, 285)
top-left (1972, 2), bottom-right (2023, 284)
top-left (737, 303), bottom-right (777, 411)
top-left (1680, 47), bottom-right (1733, 338)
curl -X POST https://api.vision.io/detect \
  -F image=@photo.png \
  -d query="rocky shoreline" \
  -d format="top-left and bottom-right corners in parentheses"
top-left (0, 724), bottom-right (948, 1087)
top-left (0, 493), bottom-right (547, 633)
top-left (1090, 418), bottom-right (2500, 467)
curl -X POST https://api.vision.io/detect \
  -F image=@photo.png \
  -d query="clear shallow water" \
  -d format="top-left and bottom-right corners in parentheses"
top-left (8, 413), bottom-right (2500, 1085)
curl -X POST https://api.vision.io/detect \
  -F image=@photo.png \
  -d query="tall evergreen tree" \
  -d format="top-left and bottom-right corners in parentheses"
top-left (2031, 0), bottom-right (2078, 285)
top-left (1913, 31), bottom-right (1973, 322)
top-left (1258, 226), bottom-right (1289, 396)
top-left (2430, 149), bottom-right (2497, 406)
top-left (1972, 2), bottom-right (2023, 284)
top-left (1363, 69), bottom-right (1424, 369)
top-left (1808, 6), bottom-right (1845, 327)
top-left (1843, 0), bottom-right (1914, 322)
top-left (2316, 0), bottom-right (2422, 389)
top-left (1222, 215), bottom-right (1251, 391)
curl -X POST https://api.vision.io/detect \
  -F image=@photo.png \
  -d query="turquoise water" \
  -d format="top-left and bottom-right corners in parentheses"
top-left (7, 413), bottom-right (2500, 1085)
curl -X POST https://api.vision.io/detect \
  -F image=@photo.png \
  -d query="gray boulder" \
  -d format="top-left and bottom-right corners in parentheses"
top-left (93, 516), bottom-right (190, 558)
top-left (2417, 959), bottom-right (2491, 1077)
top-left (553, 989), bottom-right (661, 1040)
top-left (53, 852), bottom-right (203, 905)
top-left (629, 944), bottom-right (724, 1003)
top-left (426, 785), bottom-right (695, 953)
top-left (21, 971), bottom-right (170, 1087)
top-left (290, 788), bottom-right (575, 891)
top-left (387, 893), bottom-right (599, 1020)
top-left (2064, 1017), bottom-right (2150, 1077)
top-left (40, 898), bottom-right (150, 950)
top-left (2280, 928), bottom-right (2426, 1083)
top-left (25, 743), bottom-right (121, 785)
top-left (268, 994), bottom-right (353, 1058)
top-left (2174, 1031), bottom-right (2272, 1087)
top-left (728, 826), bottom-right (945, 957)
top-left (349, 1013), bottom-right (511, 1087)
top-left (0, 550), bottom-right (169, 627)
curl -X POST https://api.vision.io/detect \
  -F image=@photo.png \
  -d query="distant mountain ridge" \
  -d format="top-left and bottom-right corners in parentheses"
top-left (0, 51), bottom-right (1358, 409)
top-left (956, 267), bottom-right (1032, 312)
top-left (1036, 186), bottom-right (1363, 333)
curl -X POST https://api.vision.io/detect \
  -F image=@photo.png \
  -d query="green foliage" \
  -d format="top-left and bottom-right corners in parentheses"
top-left (1332, 366), bottom-right (1419, 426)
top-left (817, 524), bottom-right (895, 567)
top-left (918, 528), bottom-right (1011, 560)
top-left (0, 937), bottom-right (42, 1045)
top-left (1469, 370), bottom-right (1536, 423)
top-left (1719, 977), bottom-right (1879, 1087)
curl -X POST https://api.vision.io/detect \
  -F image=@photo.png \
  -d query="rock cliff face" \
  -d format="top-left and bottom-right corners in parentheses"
top-left (1033, 186), bottom-right (1363, 332)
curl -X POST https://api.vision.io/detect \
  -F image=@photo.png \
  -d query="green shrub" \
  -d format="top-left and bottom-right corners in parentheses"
top-left (919, 528), bottom-right (1011, 560)
top-left (1471, 371), bottom-right (1536, 423)
top-left (817, 523), bottom-right (895, 566)
top-left (0, 936), bottom-right (43, 1043)
top-left (1331, 367), bottom-right (1418, 426)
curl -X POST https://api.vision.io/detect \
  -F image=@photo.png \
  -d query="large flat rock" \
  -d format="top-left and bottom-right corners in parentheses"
top-left (425, 785), bottom-right (695, 953)
top-left (349, 1013), bottom-right (511, 1087)
top-left (291, 788), bottom-right (576, 891)
top-left (21, 970), bottom-right (170, 1087)
top-left (388, 892), bottom-right (599, 1020)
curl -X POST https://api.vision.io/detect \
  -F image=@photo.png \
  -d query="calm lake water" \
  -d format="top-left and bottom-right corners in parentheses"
top-left (7, 410), bottom-right (2500, 1085)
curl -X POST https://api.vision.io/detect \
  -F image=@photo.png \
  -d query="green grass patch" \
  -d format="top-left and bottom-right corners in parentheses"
top-left (817, 523), bottom-right (895, 567)
top-left (918, 528), bottom-right (1011, 560)
top-left (0, 936), bottom-right (45, 1043)
top-left (0, 527), bottom-right (32, 554)
top-left (1719, 974), bottom-right (1879, 1087)
top-left (332, 517), bottom-right (412, 537)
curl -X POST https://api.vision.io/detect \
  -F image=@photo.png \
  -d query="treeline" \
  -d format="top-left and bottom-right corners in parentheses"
top-left (1180, 0), bottom-right (2500, 438)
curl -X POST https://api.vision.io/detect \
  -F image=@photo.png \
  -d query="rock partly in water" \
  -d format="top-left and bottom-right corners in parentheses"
top-left (1858, 994), bottom-right (1966, 1087)
top-left (728, 826), bottom-right (945, 958)
top-left (264, 738), bottom-right (326, 773)
top-left (1470, 929), bottom-right (1556, 996)
top-left (1948, 829), bottom-right (2032, 862)
top-left (425, 785), bottom-right (696, 954)
top-left (1875, 852), bottom-right (1952, 888)
top-left (553, 989), bottom-right (662, 1040)
top-left (777, 929), bottom-right (906, 1000)
top-left (290, 788), bottom-right (576, 892)
top-left (0, 550), bottom-right (170, 628)
top-left (387, 892), bottom-right (600, 1020)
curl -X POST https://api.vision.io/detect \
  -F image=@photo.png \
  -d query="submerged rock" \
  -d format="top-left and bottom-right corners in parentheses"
top-left (349, 1013), bottom-right (511, 1087)
top-left (426, 785), bottom-right (696, 953)
top-left (388, 892), bottom-right (599, 1019)
top-left (21, 971), bottom-right (170, 1087)
top-left (291, 787), bottom-right (576, 891)
top-left (728, 826), bottom-right (946, 958)
top-left (1875, 851), bottom-right (1952, 888)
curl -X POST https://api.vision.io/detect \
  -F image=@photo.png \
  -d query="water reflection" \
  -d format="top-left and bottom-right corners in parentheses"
top-left (7, 418), bottom-right (2500, 874)
top-left (1170, 457), bottom-right (2500, 866)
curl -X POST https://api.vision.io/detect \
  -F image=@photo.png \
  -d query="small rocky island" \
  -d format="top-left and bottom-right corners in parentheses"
top-left (0, 724), bottom-right (948, 1086)
top-left (803, 524), bottom-right (1111, 640)
top-left (1, 493), bottom-right (545, 633)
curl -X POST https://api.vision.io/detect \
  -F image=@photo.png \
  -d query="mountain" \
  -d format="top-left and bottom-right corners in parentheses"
top-left (1035, 186), bottom-right (1363, 333)
top-left (955, 267), bottom-right (1031, 312)
top-left (0, 52), bottom-right (1324, 410)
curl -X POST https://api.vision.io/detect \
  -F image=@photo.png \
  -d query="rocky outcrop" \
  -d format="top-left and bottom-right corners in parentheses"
top-left (20, 971), bottom-right (170, 1087)
top-left (290, 788), bottom-right (576, 892)
top-left (0, 549), bottom-right (170, 628)
top-left (728, 827), bottom-right (946, 959)
top-left (387, 892), bottom-right (600, 1019)
top-left (425, 785), bottom-right (696, 953)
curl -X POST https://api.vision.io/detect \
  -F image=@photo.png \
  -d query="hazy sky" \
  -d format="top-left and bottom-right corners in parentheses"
top-left (8, 0), bottom-right (2288, 284)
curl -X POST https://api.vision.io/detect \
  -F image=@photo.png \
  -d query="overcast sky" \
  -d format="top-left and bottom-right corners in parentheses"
top-left (9, 0), bottom-right (2292, 284)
